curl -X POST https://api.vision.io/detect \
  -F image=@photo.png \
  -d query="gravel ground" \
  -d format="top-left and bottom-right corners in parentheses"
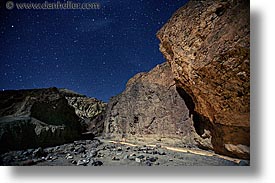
top-left (0, 138), bottom-right (249, 166)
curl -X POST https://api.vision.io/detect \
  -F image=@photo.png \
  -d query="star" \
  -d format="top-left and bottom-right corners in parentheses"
top-left (0, 0), bottom-right (189, 101)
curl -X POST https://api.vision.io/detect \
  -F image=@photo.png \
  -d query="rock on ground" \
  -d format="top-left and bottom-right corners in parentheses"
top-left (0, 139), bottom-right (246, 166)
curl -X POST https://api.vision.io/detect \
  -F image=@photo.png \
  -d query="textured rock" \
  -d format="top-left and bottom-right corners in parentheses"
top-left (157, 0), bottom-right (250, 159)
top-left (65, 97), bottom-right (106, 121)
top-left (104, 63), bottom-right (210, 148)
top-left (57, 88), bottom-right (106, 136)
top-left (65, 96), bottom-right (106, 136)
top-left (0, 87), bottom-right (82, 153)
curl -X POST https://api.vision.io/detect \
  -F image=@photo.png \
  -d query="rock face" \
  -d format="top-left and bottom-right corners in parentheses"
top-left (0, 87), bottom-right (83, 153)
top-left (104, 63), bottom-right (210, 148)
top-left (157, 0), bottom-right (250, 159)
top-left (65, 95), bottom-right (106, 136)
top-left (58, 88), bottom-right (107, 136)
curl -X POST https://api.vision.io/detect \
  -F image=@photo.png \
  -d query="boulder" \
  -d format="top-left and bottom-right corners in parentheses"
top-left (157, 0), bottom-right (250, 159)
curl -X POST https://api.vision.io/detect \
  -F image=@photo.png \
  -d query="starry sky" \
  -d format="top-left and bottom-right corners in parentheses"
top-left (0, 0), bottom-right (188, 101)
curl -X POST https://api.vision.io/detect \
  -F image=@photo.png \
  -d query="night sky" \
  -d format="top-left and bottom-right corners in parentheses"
top-left (0, 0), bottom-right (188, 101)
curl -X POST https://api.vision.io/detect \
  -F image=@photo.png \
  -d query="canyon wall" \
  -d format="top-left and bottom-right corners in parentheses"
top-left (104, 63), bottom-right (211, 149)
top-left (65, 94), bottom-right (106, 136)
top-left (157, 0), bottom-right (250, 159)
top-left (0, 87), bottom-right (105, 152)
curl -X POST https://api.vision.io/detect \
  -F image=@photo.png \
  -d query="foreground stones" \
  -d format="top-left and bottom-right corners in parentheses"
top-left (0, 139), bottom-right (246, 166)
top-left (157, 0), bottom-right (250, 159)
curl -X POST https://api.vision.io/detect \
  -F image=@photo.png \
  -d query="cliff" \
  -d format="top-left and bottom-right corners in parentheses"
top-left (65, 95), bottom-right (106, 136)
top-left (0, 87), bottom-right (82, 152)
top-left (157, 0), bottom-right (250, 159)
top-left (104, 63), bottom-right (211, 149)
top-left (0, 87), bottom-right (106, 153)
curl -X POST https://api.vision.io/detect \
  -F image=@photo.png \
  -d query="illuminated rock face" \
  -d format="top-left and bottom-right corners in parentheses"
top-left (104, 63), bottom-right (212, 149)
top-left (157, 0), bottom-right (250, 159)
top-left (64, 91), bottom-right (107, 136)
